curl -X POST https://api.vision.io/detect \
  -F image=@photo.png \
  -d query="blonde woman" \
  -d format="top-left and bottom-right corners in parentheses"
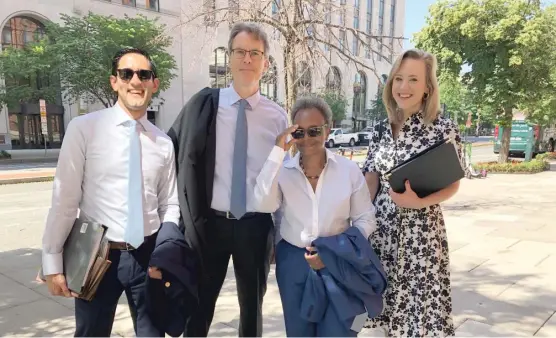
top-left (363, 49), bottom-right (462, 337)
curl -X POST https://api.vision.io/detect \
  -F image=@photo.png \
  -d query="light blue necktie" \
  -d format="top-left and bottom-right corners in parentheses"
top-left (230, 99), bottom-right (248, 219)
top-left (124, 120), bottom-right (144, 248)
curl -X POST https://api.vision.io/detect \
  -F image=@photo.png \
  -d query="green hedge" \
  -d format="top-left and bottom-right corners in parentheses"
top-left (473, 157), bottom-right (549, 174)
top-left (536, 152), bottom-right (556, 161)
top-left (0, 150), bottom-right (11, 159)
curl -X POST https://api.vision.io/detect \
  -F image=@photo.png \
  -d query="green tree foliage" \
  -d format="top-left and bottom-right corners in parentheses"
top-left (320, 90), bottom-right (348, 127)
top-left (415, 0), bottom-right (556, 162)
top-left (0, 13), bottom-right (178, 109)
top-left (0, 45), bottom-right (60, 109)
top-left (367, 85), bottom-right (387, 122)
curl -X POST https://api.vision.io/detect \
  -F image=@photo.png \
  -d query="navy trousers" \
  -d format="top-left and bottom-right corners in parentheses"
top-left (275, 240), bottom-right (358, 337)
top-left (74, 235), bottom-right (163, 337)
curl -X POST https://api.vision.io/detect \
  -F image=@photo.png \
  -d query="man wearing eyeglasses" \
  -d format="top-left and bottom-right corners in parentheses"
top-left (41, 47), bottom-right (180, 337)
top-left (168, 23), bottom-right (288, 337)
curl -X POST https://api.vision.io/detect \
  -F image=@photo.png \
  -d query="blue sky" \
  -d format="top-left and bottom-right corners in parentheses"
top-left (403, 0), bottom-right (437, 49)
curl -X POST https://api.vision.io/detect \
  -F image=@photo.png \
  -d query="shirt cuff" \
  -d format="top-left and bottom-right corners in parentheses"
top-left (268, 146), bottom-right (286, 163)
top-left (42, 252), bottom-right (63, 276)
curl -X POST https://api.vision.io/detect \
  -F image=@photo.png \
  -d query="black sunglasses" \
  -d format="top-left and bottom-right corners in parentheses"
top-left (291, 125), bottom-right (328, 139)
top-left (116, 68), bottom-right (155, 82)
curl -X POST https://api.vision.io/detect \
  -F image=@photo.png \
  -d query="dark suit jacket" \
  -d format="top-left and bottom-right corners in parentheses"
top-left (147, 222), bottom-right (199, 337)
top-left (167, 88), bottom-right (220, 270)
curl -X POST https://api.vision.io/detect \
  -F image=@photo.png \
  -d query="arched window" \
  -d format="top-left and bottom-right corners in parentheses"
top-left (325, 66), bottom-right (342, 94)
top-left (260, 56), bottom-right (277, 101)
top-left (1, 16), bottom-right (45, 49)
top-left (298, 62), bottom-right (312, 94)
top-left (209, 47), bottom-right (231, 88)
top-left (353, 71), bottom-right (367, 130)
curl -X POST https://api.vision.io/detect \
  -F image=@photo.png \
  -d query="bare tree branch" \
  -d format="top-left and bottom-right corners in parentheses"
top-left (180, 0), bottom-right (404, 113)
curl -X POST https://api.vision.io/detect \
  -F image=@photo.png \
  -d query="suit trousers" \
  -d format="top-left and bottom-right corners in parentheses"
top-left (185, 212), bottom-right (274, 337)
top-left (74, 234), bottom-right (163, 337)
top-left (275, 240), bottom-right (357, 337)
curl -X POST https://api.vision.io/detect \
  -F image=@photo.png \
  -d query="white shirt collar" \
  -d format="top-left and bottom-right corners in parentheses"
top-left (284, 148), bottom-right (338, 170)
top-left (223, 83), bottom-right (261, 109)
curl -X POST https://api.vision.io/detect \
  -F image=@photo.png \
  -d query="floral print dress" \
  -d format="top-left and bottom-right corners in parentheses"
top-left (363, 112), bottom-right (462, 337)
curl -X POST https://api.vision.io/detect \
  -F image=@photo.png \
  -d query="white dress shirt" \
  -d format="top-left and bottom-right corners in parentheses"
top-left (42, 102), bottom-right (180, 275)
top-left (253, 146), bottom-right (377, 248)
top-left (211, 84), bottom-right (288, 213)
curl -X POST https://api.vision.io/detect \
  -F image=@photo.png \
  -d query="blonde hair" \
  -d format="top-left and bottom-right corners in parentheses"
top-left (382, 49), bottom-right (441, 125)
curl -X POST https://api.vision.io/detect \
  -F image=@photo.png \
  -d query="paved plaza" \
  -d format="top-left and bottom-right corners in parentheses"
top-left (0, 171), bottom-right (555, 337)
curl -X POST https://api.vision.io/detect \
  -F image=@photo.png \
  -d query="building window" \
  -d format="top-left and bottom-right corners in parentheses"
top-left (339, 30), bottom-right (346, 50)
top-left (378, 0), bottom-right (384, 60)
top-left (298, 62), bottom-right (312, 94)
top-left (354, 0), bottom-right (360, 29)
top-left (353, 71), bottom-right (367, 130)
top-left (389, 0), bottom-right (396, 61)
top-left (8, 113), bottom-right (64, 149)
top-left (307, 24), bottom-right (315, 47)
top-left (209, 47), bottom-right (231, 88)
top-left (204, 0), bottom-right (216, 25)
top-left (272, 0), bottom-right (281, 15)
top-left (229, 0), bottom-right (240, 26)
top-left (366, 0), bottom-right (373, 59)
top-left (1, 16), bottom-right (45, 50)
top-left (261, 57), bottom-right (278, 102)
top-left (326, 66), bottom-right (342, 94)
top-left (340, 9), bottom-right (346, 26)
top-left (146, 0), bottom-right (159, 11)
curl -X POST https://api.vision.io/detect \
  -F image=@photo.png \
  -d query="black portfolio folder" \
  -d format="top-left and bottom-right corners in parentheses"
top-left (63, 217), bottom-right (107, 294)
top-left (383, 137), bottom-right (464, 198)
top-left (38, 215), bottom-right (111, 300)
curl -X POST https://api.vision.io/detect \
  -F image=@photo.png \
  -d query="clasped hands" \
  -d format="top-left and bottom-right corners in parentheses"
top-left (389, 180), bottom-right (426, 209)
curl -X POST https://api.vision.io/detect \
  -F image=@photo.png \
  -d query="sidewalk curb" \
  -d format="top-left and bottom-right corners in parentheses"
top-left (0, 176), bottom-right (54, 185)
top-left (472, 142), bottom-right (492, 148)
top-left (0, 158), bottom-right (58, 164)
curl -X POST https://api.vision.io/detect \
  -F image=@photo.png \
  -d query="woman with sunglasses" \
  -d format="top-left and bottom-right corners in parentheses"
top-left (252, 96), bottom-right (384, 337)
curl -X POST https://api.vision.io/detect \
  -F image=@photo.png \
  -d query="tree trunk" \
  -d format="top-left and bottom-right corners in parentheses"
top-left (498, 106), bottom-right (513, 163)
top-left (283, 39), bottom-right (299, 156)
top-left (283, 44), bottom-right (297, 118)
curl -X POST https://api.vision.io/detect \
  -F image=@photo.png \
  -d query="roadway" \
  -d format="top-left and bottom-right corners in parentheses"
top-left (0, 140), bottom-right (501, 172)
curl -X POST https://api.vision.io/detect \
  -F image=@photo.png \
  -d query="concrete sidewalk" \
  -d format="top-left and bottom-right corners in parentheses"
top-left (0, 173), bottom-right (555, 336)
top-left (0, 168), bottom-right (55, 185)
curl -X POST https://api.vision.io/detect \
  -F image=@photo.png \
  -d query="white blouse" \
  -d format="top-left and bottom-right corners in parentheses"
top-left (252, 146), bottom-right (377, 248)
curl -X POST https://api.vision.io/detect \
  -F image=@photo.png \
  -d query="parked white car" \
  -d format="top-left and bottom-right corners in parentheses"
top-left (326, 128), bottom-right (358, 148)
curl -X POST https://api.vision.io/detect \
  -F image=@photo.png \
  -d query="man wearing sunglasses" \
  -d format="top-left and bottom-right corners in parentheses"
top-left (41, 47), bottom-right (182, 337)
top-left (168, 22), bottom-right (288, 337)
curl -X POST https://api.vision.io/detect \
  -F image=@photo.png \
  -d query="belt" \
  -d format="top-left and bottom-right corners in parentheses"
top-left (109, 241), bottom-right (137, 251)
top-left (211, 209), bottom-right (266, 220)
top-left (109, 234), bottom-right (155, 251)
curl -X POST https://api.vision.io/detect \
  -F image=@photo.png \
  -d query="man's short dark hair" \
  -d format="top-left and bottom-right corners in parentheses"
top-left (111, 47), bottom-right (158, 78)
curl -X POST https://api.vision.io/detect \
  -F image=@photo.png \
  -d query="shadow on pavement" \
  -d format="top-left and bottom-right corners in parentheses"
top-left (450, 261), bottom-right (556, 336)
top-left (0, 247), bottom-right (137, 337)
